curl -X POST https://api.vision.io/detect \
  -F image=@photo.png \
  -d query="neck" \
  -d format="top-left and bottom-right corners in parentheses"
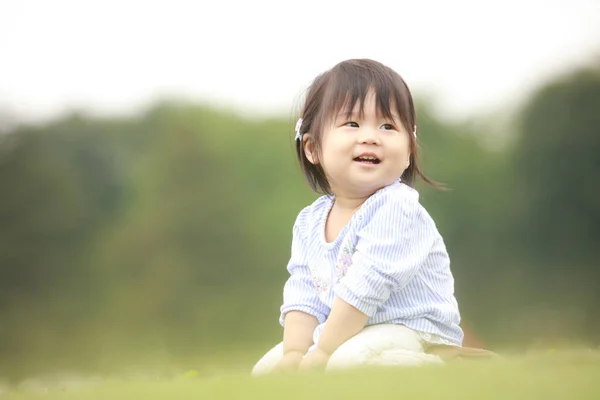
top-left (330, 190), bottom-right (371, 213)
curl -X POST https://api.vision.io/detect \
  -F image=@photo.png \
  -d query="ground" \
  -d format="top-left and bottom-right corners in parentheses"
top-left (2, 349), bottom-right (599, 399)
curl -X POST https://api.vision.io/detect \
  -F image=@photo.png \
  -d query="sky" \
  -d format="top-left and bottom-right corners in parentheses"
top-left (1, 0), bottom-right (599, 124)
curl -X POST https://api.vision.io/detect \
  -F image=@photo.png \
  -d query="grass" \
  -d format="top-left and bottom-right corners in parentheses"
top-left (3, 349), bottom-right (599, 399)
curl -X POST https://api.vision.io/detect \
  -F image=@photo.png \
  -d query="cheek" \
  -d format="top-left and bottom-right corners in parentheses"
top-left (391, 136), bottom-right (411, 158)
top-left (320, 136), bottom-right (347, 159)
top-left (322, 134), bottom-right (345, 149)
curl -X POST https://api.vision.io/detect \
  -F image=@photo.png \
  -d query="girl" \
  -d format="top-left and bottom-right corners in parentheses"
top-left (252, 59), bottom-right (463, 374)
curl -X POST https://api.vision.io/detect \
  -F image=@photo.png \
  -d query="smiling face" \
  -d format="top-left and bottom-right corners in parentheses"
top-left (303, 89), bottom-right (412, 198)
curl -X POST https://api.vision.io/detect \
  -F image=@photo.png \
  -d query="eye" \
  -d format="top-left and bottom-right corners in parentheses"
top-left (380, 123), bottom-right (395, 130)
top-left (344, 121), bottom-right (359, 128)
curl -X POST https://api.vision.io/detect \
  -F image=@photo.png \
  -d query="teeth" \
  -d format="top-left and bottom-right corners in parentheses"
top-left (359, 156), bottom-right (376, 160)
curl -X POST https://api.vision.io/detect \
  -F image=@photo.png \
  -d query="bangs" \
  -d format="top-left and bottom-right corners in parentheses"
top-left (320, 61), bottom-right (414, 130)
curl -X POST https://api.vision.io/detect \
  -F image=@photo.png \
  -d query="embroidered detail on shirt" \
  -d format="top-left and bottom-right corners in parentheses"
top-left (335, 239), bottom-right (356, 282)
top-left (311, 275), bottom-right (329, 294)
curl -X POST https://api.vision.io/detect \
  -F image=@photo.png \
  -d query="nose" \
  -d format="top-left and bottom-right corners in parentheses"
top-left (358, 126), bottom-right (381, 145)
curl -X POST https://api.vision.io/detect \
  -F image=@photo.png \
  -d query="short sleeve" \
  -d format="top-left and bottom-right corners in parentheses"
top-left (279, 210), bottom-right (329, 326)
top-left (334, 194), bottom-right (437, 317)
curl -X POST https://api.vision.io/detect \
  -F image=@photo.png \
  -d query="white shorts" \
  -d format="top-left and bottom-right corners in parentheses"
top-left (251, 324), bottom-right (447, 376)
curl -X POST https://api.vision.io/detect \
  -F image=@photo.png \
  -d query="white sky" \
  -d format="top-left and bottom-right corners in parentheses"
top-left (1, 0), bottom-right (599, 124)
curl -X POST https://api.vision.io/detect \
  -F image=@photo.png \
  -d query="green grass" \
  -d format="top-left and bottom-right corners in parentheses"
top-left (4, 350), bottom-right (599, 399)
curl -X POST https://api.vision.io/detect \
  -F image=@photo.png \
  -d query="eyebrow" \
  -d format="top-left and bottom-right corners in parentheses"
top-left (336, 111), bottom-right (402, 121)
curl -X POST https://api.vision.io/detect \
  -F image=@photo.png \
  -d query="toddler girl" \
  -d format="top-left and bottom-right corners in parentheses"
top-left (252, 59), bottom-right (463, 374)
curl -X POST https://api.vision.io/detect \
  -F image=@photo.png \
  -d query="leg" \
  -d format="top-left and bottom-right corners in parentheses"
top-left (326, 324), bottom-right (444, 371)
top-left (251, 342), bottom-right (284, 376)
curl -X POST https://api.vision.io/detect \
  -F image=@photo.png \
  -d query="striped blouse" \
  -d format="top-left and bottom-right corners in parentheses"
top-left (279, 180), bottom-right (464, 347)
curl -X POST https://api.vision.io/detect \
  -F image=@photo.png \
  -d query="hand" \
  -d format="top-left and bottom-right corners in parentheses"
top-left (298, 347), bottom-right (331, 372)
top-left (273, 351), bottom-right (304, 373)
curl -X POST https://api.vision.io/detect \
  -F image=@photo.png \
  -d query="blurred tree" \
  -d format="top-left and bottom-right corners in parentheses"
top-left (0, 117), bottom-right (128, 377)
top-left (515, 65), bottom-right (600, 262)
top-left (512, 62), bottom-right (600, 342)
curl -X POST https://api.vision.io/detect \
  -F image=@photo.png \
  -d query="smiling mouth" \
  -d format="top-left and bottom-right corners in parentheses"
top-left (353, 155), bottom-right (381, 164)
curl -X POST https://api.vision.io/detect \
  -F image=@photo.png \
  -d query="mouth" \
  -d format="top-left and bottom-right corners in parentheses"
top-left (353, 154), bottom-right (381, 165)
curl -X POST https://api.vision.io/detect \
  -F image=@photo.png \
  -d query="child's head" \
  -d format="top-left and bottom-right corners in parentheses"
top-left (295, 59), bottom-right (437, 197)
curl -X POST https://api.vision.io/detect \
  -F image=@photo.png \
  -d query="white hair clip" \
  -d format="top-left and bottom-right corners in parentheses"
top-left (413, 125), bottom-right (417, 138)
top-left (294, 118), bottom-right (303, 141)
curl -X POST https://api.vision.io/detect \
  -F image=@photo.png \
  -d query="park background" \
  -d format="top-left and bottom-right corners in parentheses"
top-left (1, 0), bottom-right (599, 380)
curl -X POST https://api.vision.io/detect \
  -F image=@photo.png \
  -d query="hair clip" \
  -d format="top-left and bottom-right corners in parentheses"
top-left (413, 125), bottom-right (417, 138)
top-left (294, 118), bottom-right (303, 141)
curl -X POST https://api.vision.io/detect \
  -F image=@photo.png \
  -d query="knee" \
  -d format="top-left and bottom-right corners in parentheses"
top-left (251, 342), bottom-right (284, 376)
top-left (325, 324), bottom-right (439, 371)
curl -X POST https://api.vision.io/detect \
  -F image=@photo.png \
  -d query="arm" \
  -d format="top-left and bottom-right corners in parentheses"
top-left (298, 297), bottom-right (368, 371)
top-left (279, 211), bottom-right (329, 353)
top-left (334, 196), bottom-right (435, 317)
top-left (282, 311), bottom-right (320, 355)
top-left (273, 310), bottom-right (319, 373)
top-left (315, 297), bottom-right (369, 355)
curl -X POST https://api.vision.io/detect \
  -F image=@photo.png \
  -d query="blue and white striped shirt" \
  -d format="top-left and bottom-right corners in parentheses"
top-left (279, 180), bottom-right (463, 346)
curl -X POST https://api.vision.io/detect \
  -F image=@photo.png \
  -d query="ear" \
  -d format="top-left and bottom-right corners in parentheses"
top-left (405, 154), bottom-right (411, 169)
top-left (303, 134), bottom-right (319, 165)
